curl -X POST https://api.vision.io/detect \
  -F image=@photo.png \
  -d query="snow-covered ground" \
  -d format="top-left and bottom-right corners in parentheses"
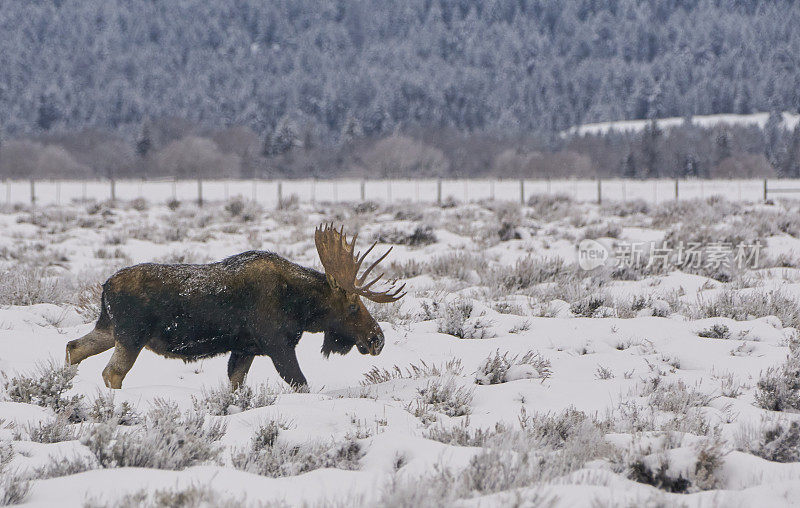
top-left (564, 111), bottom-right (800, 137)
top-left (3, 195), bottom-right (800, 506)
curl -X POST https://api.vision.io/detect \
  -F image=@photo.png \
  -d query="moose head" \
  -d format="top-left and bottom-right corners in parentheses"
top-left (315, 223), bottom-right (406, 358)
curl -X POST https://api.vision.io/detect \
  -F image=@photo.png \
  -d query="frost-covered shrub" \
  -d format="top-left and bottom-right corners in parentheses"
top-left (582, 222), bottom-right (621, 240)
top-left (570, 295), bottom-right (610, 317)
top-left (192, 383), bottom-right (277, 416)
top-left (755, 351), bottom-right (800, 412)
top-left (390, 408), bottom-right (607, 504)
top-left (489, 257), bottom-right (565, 292)
top-left (387, 259), bottom-right (425, 279)
top-left (225, 197), bottom-right (262, 222)
top-left (75, 282), bottom-right (103, 321)
top-left (82, 399), bottom-right (226, 470)
top-left (3, 361), bottom-right (85, 421)
top-left (436, 299), bottom-right (495, 340)
top-left (428, 252), bottom-right (486, 281)
top-left (475, 350), bottom-right (552, 385)
top-left (697, 323), bottom-right (730, 339)
top-left (738, 420), bottom-right (800, 463)
top-left (644, 379), bottom-right (714, 414)
top-left (373, 225), bottom-right (436, 247)
top-left (0, 470), bottom-right (30, 506)
top-left (232, 422), bottom-right (362, 478)
top-left (695, 289), bottom-right (800, 330)
top-left (622, 436), bottom-right (724, 493)
top-left (31, 455), bottom-right (96, 480)
top-left (23, 417), bottom-right (79, 443)
top-left (423, 420), bottom-right (507, 447)
top-left (411, 378), bottom-right (473, 421)
top-left (88, 392), bottom-right (141, 425)
top-left (84, 485), bottom-right (246, 508)
top-left (0, 443), bottom-right (30, 506)
top-left (526, 194), bottom-right (573, 221)
top-left (0, 266), bottom-right (71, 306)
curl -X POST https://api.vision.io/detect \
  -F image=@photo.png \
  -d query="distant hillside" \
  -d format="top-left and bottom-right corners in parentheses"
top-left (0, 0), bottom-right (799, 144)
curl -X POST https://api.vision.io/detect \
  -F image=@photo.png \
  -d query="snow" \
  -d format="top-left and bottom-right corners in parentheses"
top-left (564, 111), bottom-right (800, 137)
top-left (4, 198), bottom-right (800, 506)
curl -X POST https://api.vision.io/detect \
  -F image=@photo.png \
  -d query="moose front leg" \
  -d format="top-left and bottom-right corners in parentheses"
top-left (268, 348), bottom-right (307, 390)
top-left (227, 352), bottom-right (254, 390)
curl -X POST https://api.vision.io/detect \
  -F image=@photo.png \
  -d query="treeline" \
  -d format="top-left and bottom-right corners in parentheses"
top-left (0, 0), bottom-right (799, 143)
top-left (2, 113), bottom-right (799, 179)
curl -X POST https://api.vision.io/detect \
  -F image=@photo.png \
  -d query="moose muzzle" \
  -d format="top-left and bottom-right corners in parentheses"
top-left (359, 332), bottom-right (384, 356)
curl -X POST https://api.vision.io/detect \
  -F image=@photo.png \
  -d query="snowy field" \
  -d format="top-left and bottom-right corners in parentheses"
top-left (5, 195), bottom-right (800, 506)
top-left (4, 177), bottom-right (800, 208)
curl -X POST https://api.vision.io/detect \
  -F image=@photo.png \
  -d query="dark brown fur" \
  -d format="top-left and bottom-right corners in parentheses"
top-left (66, 251), bottom-right (385, 389)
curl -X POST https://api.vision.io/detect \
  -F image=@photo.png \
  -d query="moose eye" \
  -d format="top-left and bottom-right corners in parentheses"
top-left (348, 304), bottom-right (359, 315)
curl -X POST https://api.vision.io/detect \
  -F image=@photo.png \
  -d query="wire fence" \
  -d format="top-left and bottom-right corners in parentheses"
top-left (1, 178), bottom-right (796, 207)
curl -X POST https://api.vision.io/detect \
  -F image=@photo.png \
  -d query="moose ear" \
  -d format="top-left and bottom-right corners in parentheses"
top-left (325, 272), bottom-right (341, 291)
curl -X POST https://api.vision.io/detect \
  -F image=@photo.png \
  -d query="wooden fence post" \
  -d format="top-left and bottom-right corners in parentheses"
top-left (197, 179), bottom-right (203, 207)
top-left (277, 181), bottom-right (283, 208)
top-left (764, 178), bottom-right (768, 202)
top-left (675, 179), bottom-right (679, 201)
top-left (437, 178), bottom-right (442, 205)
top-left (596, 177), bottom-right (602, 204)
top-left (30, 179), bottom-right (35, 205)
top-left (519, 179), bottom-right (525, 204)
top-left (110, 179), bottom-right (116, 202)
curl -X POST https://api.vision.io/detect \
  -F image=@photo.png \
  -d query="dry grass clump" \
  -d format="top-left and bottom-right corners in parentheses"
top-left (361, 359), bottom-right (463, 385)
top-left (475, 350), bottom-right (552, 385)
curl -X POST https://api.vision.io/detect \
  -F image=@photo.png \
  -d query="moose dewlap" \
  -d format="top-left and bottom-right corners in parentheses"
top-left (65, 223), bottom-right (405, 389)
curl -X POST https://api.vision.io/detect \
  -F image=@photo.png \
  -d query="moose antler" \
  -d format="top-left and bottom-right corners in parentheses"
top-left (315, 223), bottom-right (406, 303)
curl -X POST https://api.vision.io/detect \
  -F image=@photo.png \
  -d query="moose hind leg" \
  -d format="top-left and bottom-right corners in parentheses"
top-left (227, 352), bottom-right (255, 390)
top-left (66, 326), bottom-right (115, 365)
top-left (269, 348), bottom-right (307, 390)
top-left (102, 340), bottom-right (144, 389)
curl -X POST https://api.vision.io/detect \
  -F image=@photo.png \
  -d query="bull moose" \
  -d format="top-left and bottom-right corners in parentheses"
top-left (65, 224), bottom-right (406, 389)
